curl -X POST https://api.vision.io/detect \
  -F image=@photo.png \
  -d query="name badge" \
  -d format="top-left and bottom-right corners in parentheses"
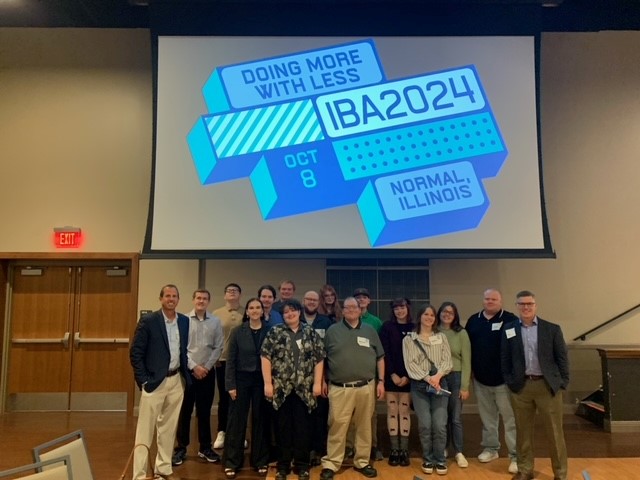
top-left (505, 328), bottom-right (516, 339)
top-left (429, 335), bottom-right (443, 345)
top-left (296, 339), bottom-right (303, 350)
top-left (357, 336), bottom-right (370, 348)
top-left (315, 328), bottom-right (326, 338)
top-left (491, 321), bottom-right (503, 331)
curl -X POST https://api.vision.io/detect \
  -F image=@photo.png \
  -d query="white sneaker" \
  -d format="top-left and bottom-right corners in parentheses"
top-left (508, 460), bottom-right (518, 473)
top-left (477, 450), bottom-right (499, 463)
top-left (213, 431), bottom-right (225, 449)
top-left (455, 453), bottom-right (468, 468)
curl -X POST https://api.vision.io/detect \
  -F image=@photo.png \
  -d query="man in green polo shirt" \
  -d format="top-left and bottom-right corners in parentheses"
top-left (320, 297), bottom-right (385, 480)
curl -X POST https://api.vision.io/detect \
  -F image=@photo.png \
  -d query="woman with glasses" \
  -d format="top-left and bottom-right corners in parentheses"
top-left (223, 298), bottom-right (270, 479)
top-left (318, 284), bottom-right (342, 322)
top-left (437, 302), bottom-right (471, 469)
top-left (379, 297), bottom-right (414, 467)
top-left (261, 299), bottom-right (325, 480)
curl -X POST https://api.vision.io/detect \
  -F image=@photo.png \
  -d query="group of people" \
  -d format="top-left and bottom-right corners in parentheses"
top-left (129, 283), bottom-right (570, 480)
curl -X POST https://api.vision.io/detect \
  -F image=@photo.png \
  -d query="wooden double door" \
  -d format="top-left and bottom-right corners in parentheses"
top-left (5, 261), bottom-right (136, 412)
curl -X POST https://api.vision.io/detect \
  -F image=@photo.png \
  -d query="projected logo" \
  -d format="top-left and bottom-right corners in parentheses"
top-left (187, 40), bottom-right (508, 246)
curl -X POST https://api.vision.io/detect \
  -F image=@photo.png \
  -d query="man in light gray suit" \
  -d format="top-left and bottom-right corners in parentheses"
top-left (500, 290), bottom-right (569, 480)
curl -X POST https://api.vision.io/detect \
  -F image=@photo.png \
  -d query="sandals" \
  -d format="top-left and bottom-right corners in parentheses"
top-left (225, 468), bottom-right (237, 479)
top-left (257, 466), bottom-right (269, 475)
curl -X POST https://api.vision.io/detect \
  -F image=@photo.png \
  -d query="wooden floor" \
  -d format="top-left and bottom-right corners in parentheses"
top-left (0, 412), bottom-right (638, 479)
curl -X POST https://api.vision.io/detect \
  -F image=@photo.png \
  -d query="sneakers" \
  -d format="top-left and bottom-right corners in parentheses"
top-left (275, 470), bottom-right (288, 480)
top-left (435, 464), bottom-right (448, 475)
top-left (213, 431), bottom-right (225, 449)
top-left (398, 450), bottom-right (410, 467)
top-left (388, 449), bottom-right (400, 466)
top-left (354, 464), bottom-right (377, 478)
top-left (508, 460), bottom-right (519, 474)
top-left (297, 469), bottom-right (310, 480)
top-left (171, 447), bottom-right (186, 466)
top-left (455, 452), bottom-right (468, 468)
top-left (421, 462), bottom-right (434, 474)
top-left (478, 449), bottom-right (499, 463)
top-left (198, 448), bottom-right (220, 463)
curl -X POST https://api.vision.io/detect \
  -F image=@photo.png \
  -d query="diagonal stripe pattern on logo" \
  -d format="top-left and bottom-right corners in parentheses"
top-left (205, 100), bottom-right (325, 159)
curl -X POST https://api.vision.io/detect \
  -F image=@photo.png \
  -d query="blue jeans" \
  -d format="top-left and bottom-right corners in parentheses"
top-left (473, 379), bottom-right (516, 459)
top-left (411, 380), bottom-right (448, 464)
top-left (445, 371), bottom-right (464, 454)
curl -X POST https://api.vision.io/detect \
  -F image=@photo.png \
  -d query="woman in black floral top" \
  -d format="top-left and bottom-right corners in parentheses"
top-left (261, 299), bottom-right (325, 480)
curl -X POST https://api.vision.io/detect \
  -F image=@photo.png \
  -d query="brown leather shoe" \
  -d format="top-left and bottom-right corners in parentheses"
top-left (511, 472), bottom-right (534, 480)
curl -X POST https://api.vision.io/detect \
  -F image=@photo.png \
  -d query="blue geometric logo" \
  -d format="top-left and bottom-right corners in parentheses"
top-left (187, 39), bottom-right (508, 246)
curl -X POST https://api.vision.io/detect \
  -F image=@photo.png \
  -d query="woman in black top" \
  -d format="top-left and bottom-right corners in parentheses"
top-left (379, 297), bottom-right (414, 467)
top-left (223, 298), bottom-right (270, 479)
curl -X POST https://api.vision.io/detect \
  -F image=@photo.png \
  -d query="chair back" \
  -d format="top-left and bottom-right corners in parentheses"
top-left (0, 455), bottom-right (72, 479)
top-left (32, 430), bottom-right (93, 480)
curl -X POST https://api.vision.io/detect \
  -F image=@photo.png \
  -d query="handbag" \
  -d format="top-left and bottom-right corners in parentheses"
top-left (412, 338), bottom-right (450, 396)
top-left (119, 443), bottom-right (159, 479)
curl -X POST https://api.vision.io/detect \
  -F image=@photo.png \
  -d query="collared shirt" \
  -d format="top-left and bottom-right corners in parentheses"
top-left (261, 322), bottom-right (325, 411)
top-left (402, 331), bottom-right (453, 381)
top-left (186, 309), bottom-right (224, 371)
top-left (520, 317), bottom-right (542, 376)
top-left (163, 311), bottom-right (180, 371)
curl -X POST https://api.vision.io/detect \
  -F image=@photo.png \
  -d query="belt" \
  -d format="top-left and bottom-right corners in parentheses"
top-left (525, 374), bottom-right (544, 381)
top-left (167, 368), bottom-right (180, 377)
top-left (330, 379), bottom-right (372, 388)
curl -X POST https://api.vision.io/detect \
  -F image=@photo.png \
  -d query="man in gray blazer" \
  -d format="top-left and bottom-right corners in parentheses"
top-left (500, 290), bottom-right (569, 480)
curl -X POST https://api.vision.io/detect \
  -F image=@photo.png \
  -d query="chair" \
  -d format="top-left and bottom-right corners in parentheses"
top-left (32, 430), bottom-right (93, 480)
top-left (0, 455), bottom-right (72, 479)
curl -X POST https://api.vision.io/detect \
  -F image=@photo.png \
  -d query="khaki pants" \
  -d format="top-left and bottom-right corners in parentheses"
top-left (509, 379), bottom-right (567, 480)
top-left (133, 375), bottom-right (184, 479)
top-left (321, 381), bottom-right (375, 471)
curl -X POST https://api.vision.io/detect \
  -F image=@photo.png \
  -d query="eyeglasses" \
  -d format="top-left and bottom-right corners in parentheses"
top-left (440, 310), bottom-right (455, 316)
top-left (304, 298), bottom-right (319, 302)
top-left (516, 302), bottom-right (536, 307)
top-left (225, 288), bottom-right (240, 293)
top-left (323, 293), bottom-right (335, 298)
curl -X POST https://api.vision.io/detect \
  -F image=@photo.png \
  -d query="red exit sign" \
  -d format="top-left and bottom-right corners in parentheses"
top-left (53, 227), bottom-right (82, 248)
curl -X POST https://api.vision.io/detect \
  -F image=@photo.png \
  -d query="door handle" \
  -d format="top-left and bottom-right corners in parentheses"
top-left (12, 332), bottom-right (71, 348)
top-left (73, 332), bottom-right (129, 347)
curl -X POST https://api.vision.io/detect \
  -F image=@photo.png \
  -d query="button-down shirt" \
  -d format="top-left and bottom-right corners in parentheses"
top-left (186, 309), bottom-right (224, 371)
top-left (163, 312), bottom-right (180, 371)
top-left (520, 317), bottom-right (542, 376)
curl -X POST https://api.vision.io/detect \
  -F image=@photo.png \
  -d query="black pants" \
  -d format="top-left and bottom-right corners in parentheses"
top-left (224, 372), bottom-right (270, 470)
top-left (175, 370), bottom-right (216, 450)
top-left (311, 395), bottom-right (329, 455)
top-left (274, 393), bottom-right (313, 472)
top-left (216, 361), bottom-right (229, 433)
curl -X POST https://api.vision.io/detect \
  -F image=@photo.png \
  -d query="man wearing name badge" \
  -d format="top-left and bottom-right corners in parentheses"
top-left (320, 296), bottom-right (385, 480)
top-left (501, 291), bottom-right (569, 480)
top-left (301, 290), bottom-right (333, 466)
top-left (172, 289), bottom-right (224, 466)
top-left (465, 288), bottom-right (519, 474)
top-left (130, 285), bottom-right (191, 480)
top-left (348, 287), bottom-right (384, 461)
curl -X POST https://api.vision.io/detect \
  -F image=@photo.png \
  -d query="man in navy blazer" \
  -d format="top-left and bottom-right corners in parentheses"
top-left (130, 284), bottom-right (191, 480)
top-left (500, 290), bottom-right (569, 480)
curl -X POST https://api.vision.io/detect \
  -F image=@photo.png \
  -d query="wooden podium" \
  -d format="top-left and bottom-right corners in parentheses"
top-left (597, 349), bottom-right (640, 432)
